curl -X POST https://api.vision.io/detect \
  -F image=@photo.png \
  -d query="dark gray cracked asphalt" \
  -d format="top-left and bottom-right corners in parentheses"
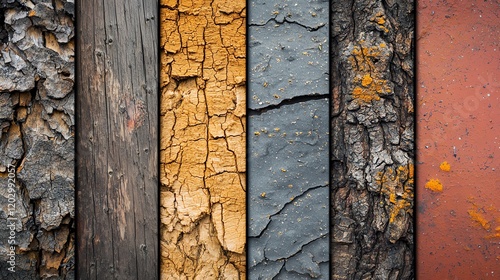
top-left (248, 0), bottom-right (330, 278)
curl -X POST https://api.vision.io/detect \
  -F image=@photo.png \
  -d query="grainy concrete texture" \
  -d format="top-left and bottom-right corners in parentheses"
top-left (248, 0), bottom-right (329, 278)
top-left (416, 0), bottom-right (500, 278)
top-left (330, 0), bottom-right (414, 278)
top-left (0, 1), bottom-right (75, 279)
top-left (0, 0), bottom-right (75, 279)
top-left (160, 0), bottom-right (246, 278)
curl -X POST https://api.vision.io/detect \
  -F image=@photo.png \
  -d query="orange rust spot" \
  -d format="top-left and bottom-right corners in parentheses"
top-left (485, 233), bottom-right (500, 239)
top-left (439, 161), bottom-right (451, 172)
top-left (425, 178), bottom-right (443, 192)
top-left (28, 10), bottom-right (36, 17)
top-left (467, 209), bottom-right (491, 230)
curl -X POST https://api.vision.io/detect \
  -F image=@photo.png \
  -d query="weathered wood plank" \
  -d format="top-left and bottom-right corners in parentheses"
top-left (76, 0), bottom-right (158, 279)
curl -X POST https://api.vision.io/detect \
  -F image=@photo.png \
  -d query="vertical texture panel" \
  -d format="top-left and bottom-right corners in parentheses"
top-left (248, 0), bottom-right (329, 278)
top-left (416, 1), bottom-right (500, 278)
top-left (330, 0), bottom-right (414, 279)
top-left (76, 0), bottom-right (158, 279)
top-left (0, 1), bottom-right (75, 278)
top-left (159, 0), bottom-right (246, 278)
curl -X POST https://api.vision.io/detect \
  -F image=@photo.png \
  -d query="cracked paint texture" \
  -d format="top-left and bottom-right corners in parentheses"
top-left (0, 1), bottom-right (75, 279)
top-left (160, 0), bottom-right (246, 278)
top-left (248, 0), bottom-right (329, 278)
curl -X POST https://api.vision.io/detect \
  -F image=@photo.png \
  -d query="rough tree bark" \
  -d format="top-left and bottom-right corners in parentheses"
top-left (76, 0), bottom-right (158, 279)
top-left (247, 0), bottom-right (330, 279)
top-left (0, 0), bottom-right (75, 279)
top-left (159, 0), bottom-right (246, 278)
top-left (330, 0), bottom-right (414, 279)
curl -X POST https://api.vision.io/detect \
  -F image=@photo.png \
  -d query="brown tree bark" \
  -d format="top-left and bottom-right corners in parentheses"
top-left (0, 1), bottom-right (75, 278)
top-left (160, 0), bottom-right (246, 278)
top-left (330, 0), bottom-right (415, 279)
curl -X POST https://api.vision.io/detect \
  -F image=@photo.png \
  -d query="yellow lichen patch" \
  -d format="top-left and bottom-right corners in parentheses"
top-left (361, 74), bottom-right (373, 87)
top-left (467, 209), bottom-right (491, 230)
top-left (389, 197), bottom-right (412, 223)
top-left (425, 178), bottom-right (443, 192)
top-left (352, 86), bottom-right (381, 103)
top-left (439, 161), bottom-right (451, 172)
top-left (376, 164), bottom-right (414, 224)
top-left (370, 12), bottom-right (389, 33)
top-left (349, 42), bottom-right (392, 105)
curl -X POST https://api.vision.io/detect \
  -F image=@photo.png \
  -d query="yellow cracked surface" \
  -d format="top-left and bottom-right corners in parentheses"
top-left (160, 0), bottom-right (246, 278)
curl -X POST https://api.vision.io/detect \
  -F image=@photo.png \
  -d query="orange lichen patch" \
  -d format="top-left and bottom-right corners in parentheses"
top-left (467, 209), bottom-right (491, 230)
top-left (425, 178), bottom-right (443, 192)
top-left (439, 161), bottom-right (451, 172)
top-left (389, 193), bottom-right (397, 204)
top-left (389, 196), bottom-right (412, 223)
top-left (352, 86), bottom-right (381, 103)
top-left (370, 12), bottom-right (389, 33)
top-left (349, 42), bottom-right (392, 105)
top-left (361, 74), bottom-right (373, 87)
top-left (376, 164), bottom-right (414, 224)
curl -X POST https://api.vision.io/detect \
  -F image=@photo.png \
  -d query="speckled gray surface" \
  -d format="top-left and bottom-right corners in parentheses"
top-left (248, 0), bottom-right (329, 110)
top-left (248, 0), bottom-right (329, 278)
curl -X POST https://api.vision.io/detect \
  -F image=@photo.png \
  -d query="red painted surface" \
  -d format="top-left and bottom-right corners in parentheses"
top-left (417, 0), bottom-right (500, 278)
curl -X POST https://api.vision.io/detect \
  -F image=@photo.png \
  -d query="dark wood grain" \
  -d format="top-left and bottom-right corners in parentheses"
top-left (76, 0), bottom-right (158, 279)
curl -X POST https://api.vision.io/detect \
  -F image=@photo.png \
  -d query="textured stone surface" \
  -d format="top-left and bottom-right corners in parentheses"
top-left (330, 0), bottom-right (414, 279)
top-left (0, 0), bottom-right (75, 278)
top-left (248, 0), bottom-right (328, 110)
top-left (248, 0), bottom-right (329, 278)
top-left (160, 0), bottom-right (246, 278)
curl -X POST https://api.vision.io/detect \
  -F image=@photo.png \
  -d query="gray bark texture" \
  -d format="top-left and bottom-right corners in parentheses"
top-left (0, 0), bottom-right (75, 279)
top-left (330, 0), bottom-right (414, 279)
top-left (248, 0), bottom-right (330, 278)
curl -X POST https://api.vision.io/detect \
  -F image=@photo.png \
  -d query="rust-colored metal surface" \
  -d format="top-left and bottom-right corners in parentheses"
top-left (417, 0), bottom-right (500, 278)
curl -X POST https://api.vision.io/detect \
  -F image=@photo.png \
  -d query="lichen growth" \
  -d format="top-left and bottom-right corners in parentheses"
top-left (425, 178), bottom-right (443, 192)
top-left (375, 164), bottom-right (414, 224)
top-left (439, 161), bottom-right (451, 172)
top-left (349, 42), bottom-right (392, 104)
top-left (370, 12), bottom-right (389, 33)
